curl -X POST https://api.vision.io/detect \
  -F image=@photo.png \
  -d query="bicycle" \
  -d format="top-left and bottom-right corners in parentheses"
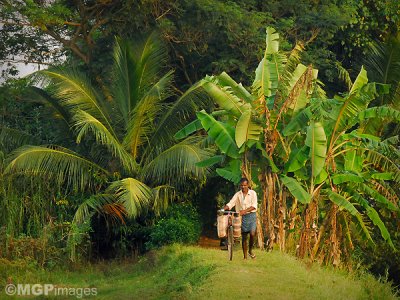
top-left (217, 209), bottom-right (240, 261)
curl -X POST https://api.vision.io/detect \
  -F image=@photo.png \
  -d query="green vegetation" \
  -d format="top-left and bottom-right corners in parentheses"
top-left (1, 245), bottom-right (397, 299)
top-left (0, 0), bottom-right (400, 291)
top-left (146, 204), bottom-right (202, 249)
top-left (176, 27), bottom-right (400, 267)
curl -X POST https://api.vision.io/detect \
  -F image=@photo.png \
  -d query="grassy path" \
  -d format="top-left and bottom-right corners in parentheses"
top-left (1, 244), bottom-right (397, 299)
top-left (191, 245), bottom-right (396, 299)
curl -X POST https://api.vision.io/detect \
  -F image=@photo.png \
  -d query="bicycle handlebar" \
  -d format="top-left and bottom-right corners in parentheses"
top-left (217, 209), bottom-right (239, 216)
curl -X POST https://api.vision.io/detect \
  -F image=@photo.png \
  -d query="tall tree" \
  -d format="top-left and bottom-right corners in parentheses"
top-left (176, 27), bottom-right (320, 251)
top-left (4, 34), bottom-right (214, 259)
top-left (283, 67), bottom-right (400, 264)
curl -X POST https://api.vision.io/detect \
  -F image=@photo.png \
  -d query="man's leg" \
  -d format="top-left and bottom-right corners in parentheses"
top-left (242, 232), bottom-right (248, 259)
top-left (249, 231), bottom-right (256, 256)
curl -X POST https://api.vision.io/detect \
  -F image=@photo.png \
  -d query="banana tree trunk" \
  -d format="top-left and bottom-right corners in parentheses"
top-left (261, 170), bottom-right (276, 250)
top-left (277, 187), bottom-right (286, 251)
top-left (286, 198), bottom-right (298, 251)
top-left (298, 199), bottom-right (318, 258)
top-left (328, 204), bottom-right (341, 267)
top-left (256, 212), bottom-right (265, 250)
top-left (241, 151), bottom-right (266, 250)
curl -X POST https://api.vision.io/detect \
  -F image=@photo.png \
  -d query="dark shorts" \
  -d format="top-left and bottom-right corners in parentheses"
top-left (241, 212), bottom-right (256, 233)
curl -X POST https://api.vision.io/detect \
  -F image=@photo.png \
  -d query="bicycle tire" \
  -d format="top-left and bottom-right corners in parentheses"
top-left (227, 225), bottom-right (233, 261)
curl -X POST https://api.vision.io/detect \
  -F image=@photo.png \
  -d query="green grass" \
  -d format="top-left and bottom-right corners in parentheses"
top-left (0, 245), bottom-right (398, 299)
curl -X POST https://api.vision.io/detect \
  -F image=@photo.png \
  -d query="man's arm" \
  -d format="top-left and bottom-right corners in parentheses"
top-left (239, 206), bottom-right (256, 216)
top-left (223, 193), bottom-right (237, 210)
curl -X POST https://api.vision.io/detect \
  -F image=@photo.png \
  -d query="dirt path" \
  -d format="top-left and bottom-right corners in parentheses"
top-left (198, 235), bottom-right (221, 248)
top-left (198, 227), bottom-right (221, 248)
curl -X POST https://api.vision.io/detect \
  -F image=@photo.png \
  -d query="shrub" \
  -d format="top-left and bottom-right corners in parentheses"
top-left (146, 204), bottom-right (201, 249)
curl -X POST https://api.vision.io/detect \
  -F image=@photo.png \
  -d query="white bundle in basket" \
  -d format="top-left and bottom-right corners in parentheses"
top-left (217, 215), bottom-right (228, 238)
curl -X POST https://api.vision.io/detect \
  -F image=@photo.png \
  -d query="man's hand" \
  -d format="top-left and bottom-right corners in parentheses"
top-left (240, 206), bottom-right (255, 216)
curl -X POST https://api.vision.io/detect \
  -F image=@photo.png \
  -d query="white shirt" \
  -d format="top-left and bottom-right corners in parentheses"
top-left (226, 189), bottom-right (257, 213)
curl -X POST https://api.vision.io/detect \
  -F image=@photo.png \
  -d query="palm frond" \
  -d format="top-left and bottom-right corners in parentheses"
top-left (123, 72), bottom-right (173, 160)
top-left (146, 81), bottom-right (214, 158)
top-left (36, 68), bottom-right (116, 137)
top-left (30, 86), bottom-right (71, 124)
top-left (152, 185), bottom-right (175, 216)
top-left (112, 37), bottom-right (137, 124)
top-left (336, 63), bottom-right (352, 91)
top-left (72, 194), bottom-right (126, 224)
top-left (73, 109), bottom-right (137, 173)
top-left (4, 145), bottom-right (108, 191)
top-left (134, 32), bottom-right (169, 96)
top-left (363, 36), bottom-right (400, 107)
top-left (112, 36), bottom-right (172, 126)
top-left (0, 127), bottom-right (39, 153)
top-left (107, 178), bottom-right (153, 217)
top-left (141, 136), bottom-right (214, 187)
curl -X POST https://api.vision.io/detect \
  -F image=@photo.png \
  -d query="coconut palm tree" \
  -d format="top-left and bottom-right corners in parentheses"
top-left (4, 34), bottom-right (214, 259)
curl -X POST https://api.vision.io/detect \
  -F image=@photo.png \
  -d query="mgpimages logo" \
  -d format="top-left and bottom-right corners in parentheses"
top-left (4, 283), bottom-right (97, 298)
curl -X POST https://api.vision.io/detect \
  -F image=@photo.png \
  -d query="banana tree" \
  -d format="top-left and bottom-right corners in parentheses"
top-left (4, 34), bottom-right (214, 260)
top-left (282, 67), bottom-right (400, 264)
top-left (176, 27), bottom-right (320, 250)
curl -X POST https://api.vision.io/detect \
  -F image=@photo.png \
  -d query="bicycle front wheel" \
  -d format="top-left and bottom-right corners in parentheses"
top-left (227, 226), bottom-right (234, 261)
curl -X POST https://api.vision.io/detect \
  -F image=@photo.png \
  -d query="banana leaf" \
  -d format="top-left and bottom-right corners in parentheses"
top-left (305, 120), bottom-right (327, 178)
top-left (196, 110), bottom-right (240, 158)
top-left (281, 175), bottom-right (311, 204)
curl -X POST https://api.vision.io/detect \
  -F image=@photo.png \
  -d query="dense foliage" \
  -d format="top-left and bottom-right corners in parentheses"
top-left (146, 203), bottom-right (202, 249)
top-left (0, 0), bottom-right (399, 286)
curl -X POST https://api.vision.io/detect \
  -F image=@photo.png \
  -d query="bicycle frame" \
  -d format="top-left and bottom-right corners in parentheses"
top-left (217, 210), bottom-right (239, 261)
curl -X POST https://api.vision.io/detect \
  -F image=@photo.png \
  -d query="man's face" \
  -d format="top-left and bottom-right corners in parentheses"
top-left (240, 181), bottom-right (249, 193)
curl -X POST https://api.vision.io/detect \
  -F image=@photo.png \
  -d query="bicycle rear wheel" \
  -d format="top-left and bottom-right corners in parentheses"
top-left (227, 226), bottom-right (234, 261)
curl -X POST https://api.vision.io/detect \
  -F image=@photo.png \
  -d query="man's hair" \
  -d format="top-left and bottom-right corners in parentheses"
top-left (240, 177), bottom-right (248, 184)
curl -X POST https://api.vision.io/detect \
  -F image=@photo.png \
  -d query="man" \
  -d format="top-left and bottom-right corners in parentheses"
top-left (224, 177), bottom-right (257, 259)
